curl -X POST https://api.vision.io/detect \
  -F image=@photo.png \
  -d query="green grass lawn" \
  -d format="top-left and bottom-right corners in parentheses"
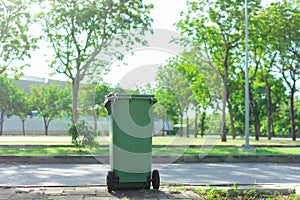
top-left (176, 186), bottom-right (300, 200)
top-left (154, 147), bottom-right (300, 155)
top-left (0, 136), bottom-right (72, 145)
top-left (0, 135), bottom-right (299, 156)
top-left (0, 147), bottom-right (107, 156)
top-left (1, 135), bottom-right (299, 146)
top-left (152, 136), bottom-right (300, 146)
top-left (0, 146), bottom-right (299, 156)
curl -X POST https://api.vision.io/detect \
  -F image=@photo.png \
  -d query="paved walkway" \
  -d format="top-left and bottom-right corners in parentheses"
top-left (1, 163), bottom-right (300, 186)
top-left (1, 184), bottom-right (299, 200)
top-left (0, 185), bottom-right (199, 200)
top-left (1, 163), bottom-right (300, 199)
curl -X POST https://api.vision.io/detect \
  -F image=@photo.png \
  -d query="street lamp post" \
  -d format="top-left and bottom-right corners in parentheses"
top-left (241, 0), bottom-right (255, 152)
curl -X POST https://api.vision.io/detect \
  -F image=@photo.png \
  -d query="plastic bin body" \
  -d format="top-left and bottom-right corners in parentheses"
top-left (105, 93), bottom-right (157, 189)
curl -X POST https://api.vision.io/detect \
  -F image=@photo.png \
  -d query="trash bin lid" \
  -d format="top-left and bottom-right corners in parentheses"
top-left (105, 93), bottom-right (156, 101)
top-left (104, 93), bottom-right (157, 114)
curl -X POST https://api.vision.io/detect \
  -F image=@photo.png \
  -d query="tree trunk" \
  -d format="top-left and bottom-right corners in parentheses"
top-left (290, 89), bottom-right (296, 141)
top-left (43, 117), bottom-right (49, 136)
top-left (227, 100), bottom-right (236, 139)
top-left (186, 108), bottom-right (189, 138)
top-left (221, 78), bottom-right (227, 142)
top-left (297, 121), bottom-right (300, 138)
top-left (179, 111), bottom-right (183, 137)
top-left (72, 75), bottom-right (80, 124)
top-left (93, 109), bottom-right (97, 131)
top-left (22, 119), bottom-right (26, 136)
top-left (0, 111), bottom-right (4, 136)
top-left (194, 107), bottom-right (198, 138)
top-left (249, 87), bottom-right (260, 140)
top-left (264, 76), bottom-right (273, 140)
top-left (200, 109), bottom-right (206, 138)
top-left (162, 118), bottom-right (165, 136)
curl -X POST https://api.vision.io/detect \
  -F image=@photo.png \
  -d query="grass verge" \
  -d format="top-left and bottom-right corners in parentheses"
top-left (0, 146), bottom-right (299, 156)
top-left (173, 186), bottom-right (300, 200)
top-left (0, 136), bottom-right (300, 146)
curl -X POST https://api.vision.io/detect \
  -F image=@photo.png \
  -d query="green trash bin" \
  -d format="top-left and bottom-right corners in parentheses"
top-left (104, 93), bottom-right (160, 192)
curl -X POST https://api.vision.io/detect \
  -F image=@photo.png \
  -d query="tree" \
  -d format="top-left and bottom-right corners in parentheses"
top-left (177, 0), bottom-right (259, 141)
top-left (228, 71), bottom-right (246, 136)
top-left (295, 97), bottom-right (300, 137)
top-left (157, 58), bottom-right (193, 137)
top-left (13, 87), bottom-right (32, 135)
top-left (0, 74), bottom-right (19, 135)
top-left (37, 0), bottom-right (153, 127)
top-left (30, 84), bottom-right (71, 135)
top-left (174, 49), bottom-right (212, 138)
top-left (257, 73), bottom-right (286, 137)
top-left (78, 83), bottom-right (97, 130)
top-left (78, 82), bottom-right (111, 132)
top-left (0, 0), bottom-right (37, 75)
top-left (270, 1), bottom-right (300, 140)
top-left (154, 86), bottom-right (180, 134)
top-left (94, 83), bottom-right (112, 117)
top-left (248, 3), bottom-right (293, 140)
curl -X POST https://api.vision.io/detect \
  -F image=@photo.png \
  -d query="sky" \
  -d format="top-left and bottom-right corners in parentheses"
top-left (22, 0), bottom-right (186, 82)
top-left (21, 0), bottom-right (280, 87)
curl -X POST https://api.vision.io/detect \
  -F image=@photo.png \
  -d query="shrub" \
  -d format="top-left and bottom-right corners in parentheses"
top-left (68, 120), bottom-right (99, 150)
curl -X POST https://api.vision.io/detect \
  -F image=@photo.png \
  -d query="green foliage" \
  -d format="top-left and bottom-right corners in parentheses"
top-left (191, 186), bottom-right (297, 200)
top-left (173, 49), bottom-right (218, 137)
top-left (0, 75), bottom-right (21, 135)
top-left (68, 120), bottom-right (99, 150)
top-left (153, 86), bottom-right (180, 125)
top-left (269, 1), bottom-right (300, 140)
top-left (205, 187), bottom-right (229, 200)
top-left (243, 189), bottom-right (258, 199)
top-left (168, 0), bottom-right (300, 141)
top-left (246, 1), bottom-right (300, 140)
top-left (78, 84), bottom-right (97, 116)
top-left (36, 0), bottom-right (153, 124)
top-left (13, 90), bottom-right (32, 119)
top-left (94, 83), bottom-right (112, 117)
top-left (156, 58), bottom-right (194, 136)
top-left (12, 87), bottom-right (33, 135)
top-left (176, 0), bottom-right (257, 141)
top-left (0, 0), bottom-right (37, 74)
top-left (29, 84), bottom-right (71, 135)
top-left (233, 183), bottom-right (239, 195)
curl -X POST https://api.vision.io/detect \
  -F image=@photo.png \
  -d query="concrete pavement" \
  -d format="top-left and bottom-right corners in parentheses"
top-left (0, 185), bottom-right (202, 200)
top-left (1, 163), bottom-right (300, 186)
top-left (1, 184), bottom-right (299, 200)
top-left (1, 163), bottom-right (300, 199)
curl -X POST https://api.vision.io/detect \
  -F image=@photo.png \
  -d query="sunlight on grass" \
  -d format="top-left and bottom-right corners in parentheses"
top-left (0, 146), bottom-right (299, 156)
top-left (152, 136), bottom-right (300, 146)
top-left (0, 147), bottom-right (108, 156)
top-left (0, 135), bottom-right (299, 156)
top-left (152, 147), bottom-right (300, 155)
top-left (0, 135), bottom-right (299, 146)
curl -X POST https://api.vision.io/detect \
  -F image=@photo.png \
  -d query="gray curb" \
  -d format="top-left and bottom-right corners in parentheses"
top-left (1, 155), bottom-right (300, 164)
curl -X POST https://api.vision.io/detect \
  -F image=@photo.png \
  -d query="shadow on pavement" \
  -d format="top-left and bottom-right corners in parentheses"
top-left (110, 188), bottom-right (179, 199)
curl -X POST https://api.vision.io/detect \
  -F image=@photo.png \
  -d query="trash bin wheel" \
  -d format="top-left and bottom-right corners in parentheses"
top-left (107, 171), bottom-right (114, 193)
top-left (152, 170), bottom-right (160, 190)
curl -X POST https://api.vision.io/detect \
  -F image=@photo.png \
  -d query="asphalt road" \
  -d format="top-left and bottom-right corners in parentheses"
top-left (1, 163), bottom-right (299, 186)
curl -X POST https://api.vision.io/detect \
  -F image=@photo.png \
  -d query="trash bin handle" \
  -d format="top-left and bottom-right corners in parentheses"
top-left (150, 97), bottom-right (157, 104)
top-left (113, 95), bottom-right (118, 103)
